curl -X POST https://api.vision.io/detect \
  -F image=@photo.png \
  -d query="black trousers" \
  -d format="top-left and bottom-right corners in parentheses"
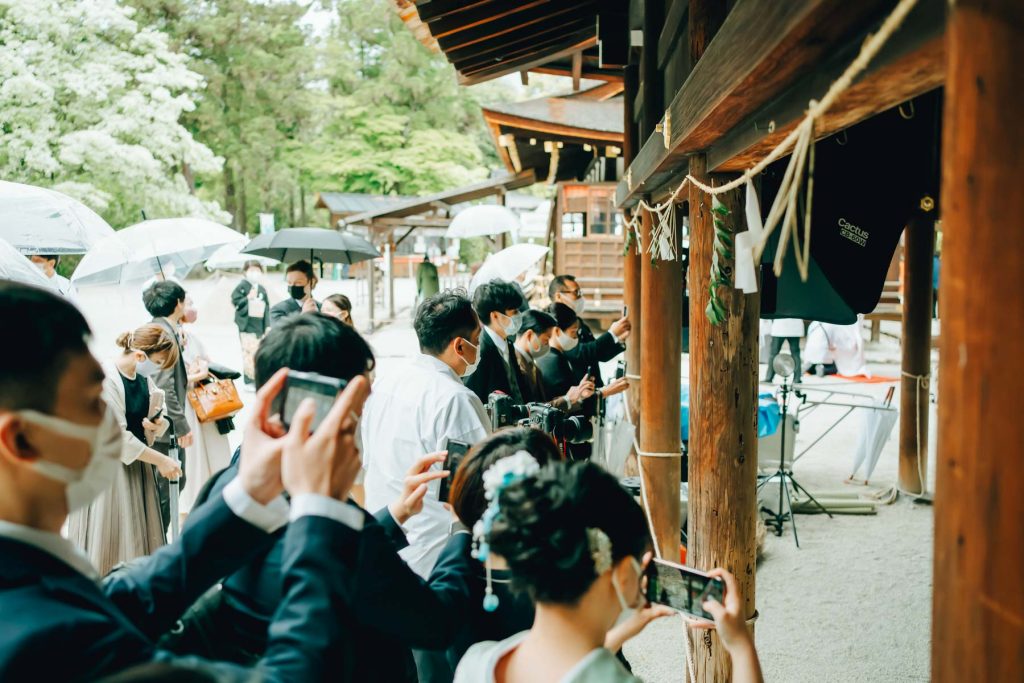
top-left (765, 337), bottom-right (802, 382)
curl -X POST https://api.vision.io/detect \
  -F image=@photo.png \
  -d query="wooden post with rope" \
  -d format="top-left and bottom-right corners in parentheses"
top-left (898, 213), bottom-right (934, 493)
top-left (623, 64), bottom-right (643, 471)
top-left (687, 159), bottom-right (760, 683)
top-left (932, 0), bottom-right (1024, 679)
top-left (638, 202), bottom-right (682, 560)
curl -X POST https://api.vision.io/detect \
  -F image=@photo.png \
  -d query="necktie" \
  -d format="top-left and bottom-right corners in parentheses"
top-left (504, 339), bottom-right (524, 404)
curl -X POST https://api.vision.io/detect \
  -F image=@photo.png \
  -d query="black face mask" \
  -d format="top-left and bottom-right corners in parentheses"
top-left (289, 284), bottom-right (307, 301)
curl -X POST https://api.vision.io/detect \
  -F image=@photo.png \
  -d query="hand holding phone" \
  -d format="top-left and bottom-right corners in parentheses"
top-left (644, 558), bottom-right (725, 622)
top-left (274, 370), bottom-right (349, 432)
top-left (438, 439), bottom-right (471, 502)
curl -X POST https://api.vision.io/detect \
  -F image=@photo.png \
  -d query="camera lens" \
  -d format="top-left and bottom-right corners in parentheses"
top-left (563, 415), bottom-right (593, 443)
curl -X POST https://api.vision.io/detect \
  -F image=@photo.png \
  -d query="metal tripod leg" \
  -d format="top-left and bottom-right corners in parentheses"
top-left (781, 474), bottom-right (800, 547)
top-left (788, 475), bottom-right (835, 519)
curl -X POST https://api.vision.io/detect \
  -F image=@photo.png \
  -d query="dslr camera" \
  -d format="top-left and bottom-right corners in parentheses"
top-left (522, 403), bottom-right (593, 444)
top-left (487, 391), bottom-right (528, 431)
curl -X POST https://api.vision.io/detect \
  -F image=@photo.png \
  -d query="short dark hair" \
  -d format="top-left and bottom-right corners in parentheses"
top-left (0, 282), bottom-right (91, 412)
top-left (254, 313), bottom-right (375, 388)
top-left (472, 280), bottom-right (524, 322)
top-left (414, 289), bottom-right (479, 355)
top-left (450, 427), bottom-right (562, 528)
top-left (489, 461), bottom-right (649, 605)
top-left (286, 260), bottom-right (315, 280)
top-left (517, 309), bottom-right (557, 338)
top-left (548, 274), bottom-right (578, 299)
top-left (36, 254), bottom-right (59, 265)
top-left (142, 281), bottom-right (186, 318)
top-left (548, 302), bottom-right (578, 330)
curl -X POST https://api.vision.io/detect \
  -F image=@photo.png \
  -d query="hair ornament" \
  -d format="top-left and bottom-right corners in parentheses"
top-left (586, 527), bottom-right (613, 574)
top-left (472, 450), bottom-right (541, 612)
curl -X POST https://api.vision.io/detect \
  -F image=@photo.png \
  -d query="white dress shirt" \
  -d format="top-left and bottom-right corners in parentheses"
top-left (483, 324), bottom-right (510, 364)
top-left (361, 353), bottom-right (490, 577)
top-left (43, 272), bottom-right (78, 302)
top-left (0, 479), bottom-right (359, 582)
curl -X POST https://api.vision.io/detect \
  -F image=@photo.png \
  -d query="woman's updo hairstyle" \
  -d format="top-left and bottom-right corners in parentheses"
top-left (488, 460), bottom-right (648, 605)
top-left (115, 323), bottom-right (179, 370)
top-left (450, 427), bottom-right (563, 528)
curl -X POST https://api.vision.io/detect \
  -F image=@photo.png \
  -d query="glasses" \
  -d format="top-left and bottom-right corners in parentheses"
top-left (560, 289), bottom-right (582, 298)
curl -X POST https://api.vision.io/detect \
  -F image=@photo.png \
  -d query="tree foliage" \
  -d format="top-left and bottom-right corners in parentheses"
top-left (0, 0), bottom-right (227, 227)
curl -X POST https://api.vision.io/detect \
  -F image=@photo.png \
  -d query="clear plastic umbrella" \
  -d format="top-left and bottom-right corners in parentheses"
top-left (469, 243), bottom-right (549, 292)
top-left (446, 204), bottom-right (520, 239)
top-left (72, 218), bottom-right (245, 286)
top-left (205, 241), bottom-right (279, 270)
top-left (0, 181), bottom-right (114, 255)
top-left (0, 237), bottom-right (52, 287)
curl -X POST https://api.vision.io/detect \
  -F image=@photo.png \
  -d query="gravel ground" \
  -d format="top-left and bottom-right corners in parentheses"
top-left (78, 278), bottom-right (935, 683)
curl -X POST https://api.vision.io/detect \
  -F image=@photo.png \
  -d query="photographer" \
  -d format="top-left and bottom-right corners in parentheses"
top-left (464, 280), bottom-right (529, 405)
top-left (0, 281), bottom-right (372, 681)
top-left (512, 309), bottom-right (596, 410)
top-left (548, 275), bottom-right (630, 389)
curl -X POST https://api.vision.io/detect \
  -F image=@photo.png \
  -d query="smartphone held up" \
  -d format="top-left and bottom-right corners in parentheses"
top-left (438, 439), bottom-right (470, 502)
top-left (273, 370), bottom-right (349, 432)
top-left (645, 558), bottom-right (725, 622)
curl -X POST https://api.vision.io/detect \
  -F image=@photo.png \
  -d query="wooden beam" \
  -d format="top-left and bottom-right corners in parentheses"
top-left (597, 11), bottom-right (628, 68)
top-left (415, 0), bottom-right (495, 24)
top-left (481, 112), bottom-right (624, 144)
top-left (458, 35), bottom-right (598, 86)
top-left (617, 0), bottom-right (906, 206)
top-left (657, 0), bottom-right (688, 70)
top-left (708, 0), bottom-right (945, 171)
top-left (437, 0), bottom-right (592, 54)
top-left (451, 19), bottom-right (595, 73)
top-left (932, 1), bottom-right (1024, 680)
top-left (426, 0), bottom-right (548, 41)
top-left (530, 64), bottom-right (624, 82)
top-left (520, 70), bottom-right (529, 86)
top-left (640, 0), bottom-right (663, 141)
top-left (688, 0), bottom-right (727, 66)
top-left (688, 162), bottom-right (760, 683)
top-left (638, 204), bottom-right (682, 559)
top-left (371, 217), bottom-right (452, 228)
top-left (898, 214), bottom-right (934, 494)
top-left (571, 51), bottom-right (583, 91)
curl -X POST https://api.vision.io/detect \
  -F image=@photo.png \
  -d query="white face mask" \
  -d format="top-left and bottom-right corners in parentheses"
top-left (136, 357), bottom-right (160, 377)
top-left (457, 338), bottom-right (481, 378)
top-left (572, 296), bottom-right (586, 315)
top-left (612, 556), bottom-right (644, 625)
top-left (556, 330), bottom-right (579, 352)
top-left (527, 333), bottom-right (549, 360)
top-left (18, 406), bottom-right (123, 512)
top-left (245, 269), bottom-right (262, 283)
top-left (496, 311), bottom-right (522, 338)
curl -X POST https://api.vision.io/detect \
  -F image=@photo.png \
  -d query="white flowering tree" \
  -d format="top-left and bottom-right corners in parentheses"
top-left (0, 0), bottom-right (229, 227)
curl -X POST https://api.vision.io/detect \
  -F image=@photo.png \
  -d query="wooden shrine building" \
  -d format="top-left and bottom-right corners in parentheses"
top-left (393, 1), bottom-right (1024, 680)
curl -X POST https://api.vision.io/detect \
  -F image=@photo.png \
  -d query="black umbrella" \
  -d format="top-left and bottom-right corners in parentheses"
top-left (241, 228), bottom-right (380, 273)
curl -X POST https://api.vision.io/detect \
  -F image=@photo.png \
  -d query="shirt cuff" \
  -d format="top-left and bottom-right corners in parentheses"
top-left (222, 479), bottom-right (290, 533)
top-left (609, 329), bottom-right (620, 344)
top-left (290, 494), bottom-right (365, 531)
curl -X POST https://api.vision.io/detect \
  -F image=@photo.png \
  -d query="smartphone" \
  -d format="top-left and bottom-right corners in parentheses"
top-left (275, 370), bottom-right (348, 432)
top-left (623, 305), bottom-right (629, 317)
top-left (645, 558), bottom-right (725, 621)
top-left (149, 407), bottom-right (164, 422)
top-left (438, 439), bottom-right (471, 502)
top-left (614, 360), bottom-right (626, 380)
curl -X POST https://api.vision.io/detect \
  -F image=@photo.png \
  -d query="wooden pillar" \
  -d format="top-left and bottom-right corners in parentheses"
top-left (623, 63), bottom-right (643, 455)
top-left (386, 237), bottom-right (396, 320)
top-left (639, 205), bottom-right (682, 559)
top-left (688, 159), bottom-right (759, 683)
top-left (898, 215), bottom-right (934, 493)
top-left (933, 1), bottom-right (1024, 680)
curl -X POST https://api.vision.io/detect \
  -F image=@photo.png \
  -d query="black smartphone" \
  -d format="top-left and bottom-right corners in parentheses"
top-left (645, 558), bottom-right (725, 621)
top-left (623, 305), bottom-right (628, 317)
top-left (275, 370), bottom-right (348, 432)
top-left (438, 439), bottom-right (471, 502)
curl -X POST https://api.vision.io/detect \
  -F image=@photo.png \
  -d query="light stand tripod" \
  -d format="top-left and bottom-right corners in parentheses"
top-left (757, 354), bottom-right (832, 547)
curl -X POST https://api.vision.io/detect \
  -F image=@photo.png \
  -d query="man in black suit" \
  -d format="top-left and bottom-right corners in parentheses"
top-left (142, 281), bottom-right (192, 532)
top-left (270, 259), bottom-right (319, 325)
top-left (0, 281), bottom-right (372, 681)
top-left (177, 313), bottom-right (476, 682)
top-left (464, 280), bottom-right (529, 405)
top-left (548, 274), bottom-right (632, 387)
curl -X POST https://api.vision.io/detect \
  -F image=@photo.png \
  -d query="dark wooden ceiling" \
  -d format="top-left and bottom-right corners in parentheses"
top-left (405, 0), bottom-right (628, 85)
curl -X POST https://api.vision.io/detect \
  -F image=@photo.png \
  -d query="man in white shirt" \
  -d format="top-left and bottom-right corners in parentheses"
top-left (0, 280), bottom-right (371, 681)
top-left (362, 289), bottom-right (490, 579)
top-left (29, 254), bottom-right (78, 302)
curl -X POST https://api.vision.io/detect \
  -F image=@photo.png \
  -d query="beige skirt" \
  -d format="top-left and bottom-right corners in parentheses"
top-left (67, 460), bottom-right (166, 577)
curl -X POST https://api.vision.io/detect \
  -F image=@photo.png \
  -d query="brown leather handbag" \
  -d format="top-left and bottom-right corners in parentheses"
top-left (187, 371), bottom-right (243, 423)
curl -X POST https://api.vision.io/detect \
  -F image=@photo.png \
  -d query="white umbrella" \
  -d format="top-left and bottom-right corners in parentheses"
top-left (0, 181), bottom-right (114, 255)
top-left (446, 204), bottom-right (520, 239)
top-left (205, 241), bottom-right (279, 270)
top-left (0, 237), bottom-right (52, 287)
top-left (72, 217), bottom-right (244, 286)
top-left (469, 243), bottom-right (549, 292)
